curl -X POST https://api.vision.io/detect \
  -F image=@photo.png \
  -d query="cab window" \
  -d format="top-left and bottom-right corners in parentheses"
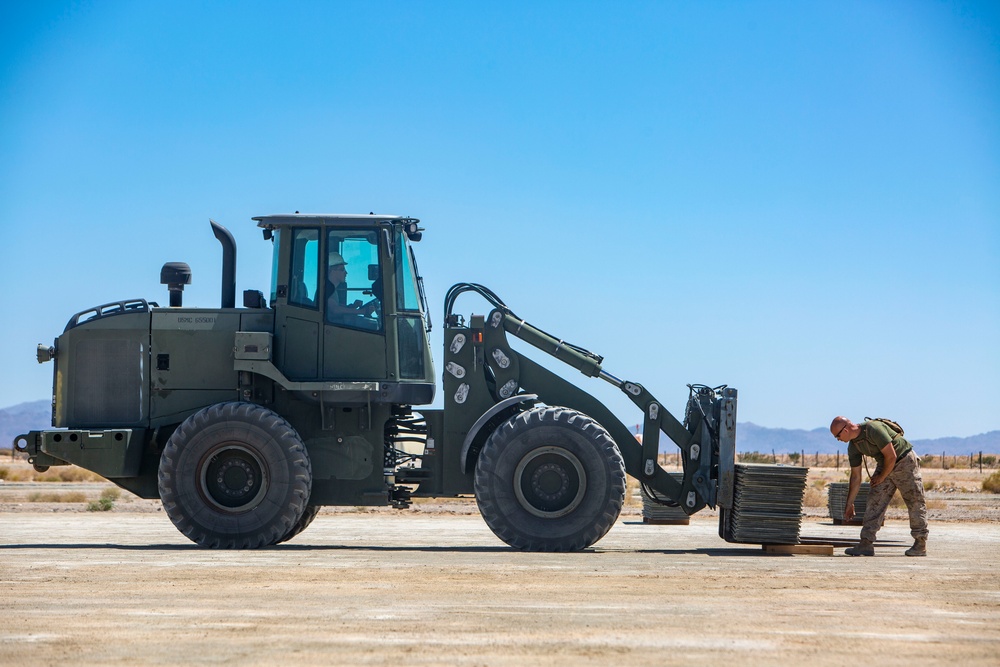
top-left (289, 228), bottom-right (319, 308)
top-left (325, 230), bottom-right (381, 331)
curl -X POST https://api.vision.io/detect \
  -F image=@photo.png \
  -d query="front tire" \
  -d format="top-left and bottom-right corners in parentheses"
top-left (474, 406), bottom-right (626, 551)
top-left (276, 504), bottom-right (322, 544)
top-left (158, 402), bottom-right (313, 548)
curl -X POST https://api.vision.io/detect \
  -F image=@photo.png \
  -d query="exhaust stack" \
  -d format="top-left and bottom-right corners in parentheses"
top-left (210, 219), bottom-right (237, 309)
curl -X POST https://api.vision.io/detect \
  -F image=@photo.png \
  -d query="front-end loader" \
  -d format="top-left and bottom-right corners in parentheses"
top-left (15, 214), bottom-right (737, 550)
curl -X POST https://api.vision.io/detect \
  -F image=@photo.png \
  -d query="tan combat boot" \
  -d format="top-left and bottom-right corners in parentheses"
top-left (905, 537), bottom-right (927, 557)
top-left (845, 538), bottom-right (875, 556)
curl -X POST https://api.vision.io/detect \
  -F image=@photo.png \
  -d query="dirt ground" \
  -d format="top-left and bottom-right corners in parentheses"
top-left (1, 465), bottom-right (998, 666)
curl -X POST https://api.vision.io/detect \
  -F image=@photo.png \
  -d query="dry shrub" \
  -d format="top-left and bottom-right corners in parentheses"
top-left (87, 488), bottom-right (120, 512)
top-left (983, 471), bottom-right (1000, 494)
top-left (1, 467), bottom-right (33, 482)
top-left (31, 466), bottom-right (104, 482)
top-left (87, 498), bottom-right (113, 511)
top-left (923, 480), bottom-right (936, 491)
top-left (624, 475), bottom-right (639, 507)
top-left (27, 491), bottom-right (87, 503)
top-left (802, 485), bottom-right (826, 507)
top-left (55, 467), bottom-right (104, 482)
top-left (926, 498), bottom-right (947, 510)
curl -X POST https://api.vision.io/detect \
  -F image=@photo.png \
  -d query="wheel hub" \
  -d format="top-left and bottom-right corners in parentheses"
top-left (514, 446), bottom-right (587, 518)
top-left (200, 445), bottom-right (268, 512)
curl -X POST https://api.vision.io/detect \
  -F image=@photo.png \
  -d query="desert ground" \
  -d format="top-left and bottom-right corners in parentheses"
top-left (1, 460), bottom-right (998, 666)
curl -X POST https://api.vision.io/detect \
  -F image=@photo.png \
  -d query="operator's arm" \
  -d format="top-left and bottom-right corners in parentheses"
top-left (843, 465), bottom-right (862, 521)
top-left (870, 443), bottom-right (897, 486)
top-left (327, 294), bottom-right (376, 320)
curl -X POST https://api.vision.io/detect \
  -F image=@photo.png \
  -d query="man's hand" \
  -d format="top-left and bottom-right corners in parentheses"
top-left (844, 503), bottom-right (855, 521)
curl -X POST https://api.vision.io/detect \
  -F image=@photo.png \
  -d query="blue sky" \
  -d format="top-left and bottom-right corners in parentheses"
top-left (1, 1), bottom-right (997, 439)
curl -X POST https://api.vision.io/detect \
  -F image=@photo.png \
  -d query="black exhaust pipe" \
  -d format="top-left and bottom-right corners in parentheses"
top-left (210, 219), bottom-right (236, 309)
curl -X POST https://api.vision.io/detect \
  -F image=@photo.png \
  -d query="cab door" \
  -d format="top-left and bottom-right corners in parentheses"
top-left (274, 227), bottom-right (323, 380)
top-left (322, 229), bottom-right (387, 380)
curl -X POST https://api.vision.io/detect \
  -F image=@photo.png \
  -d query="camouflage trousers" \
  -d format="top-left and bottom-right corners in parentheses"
top-left (861, 451), bottom-right (929, 543)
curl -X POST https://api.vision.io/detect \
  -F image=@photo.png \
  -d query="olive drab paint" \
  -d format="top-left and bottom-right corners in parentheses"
top-left (15, 213), bottom-right (738, 551)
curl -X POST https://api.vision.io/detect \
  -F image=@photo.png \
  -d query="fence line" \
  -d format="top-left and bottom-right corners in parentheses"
top-left (657, 451), bottom-right (998, 470)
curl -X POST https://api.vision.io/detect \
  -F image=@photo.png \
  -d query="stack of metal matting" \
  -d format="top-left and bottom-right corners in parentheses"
top-left (827, 482), bottom-right (870, 523)
top-left (726, 464), bottom-right (807, 544)
top-left (641, 473), bottom-right (690, 524)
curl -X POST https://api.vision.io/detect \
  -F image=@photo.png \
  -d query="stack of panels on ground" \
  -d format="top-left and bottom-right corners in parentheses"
top-left (727, 464), bottom-right (807, 544)
top-left (641, 473), bottom-right (690, 523)
top-left (828, 482), bottom-right (870, 521)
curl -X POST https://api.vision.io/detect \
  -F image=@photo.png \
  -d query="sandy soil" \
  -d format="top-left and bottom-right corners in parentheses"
top-left (1, 475), bottom-right (998, 666)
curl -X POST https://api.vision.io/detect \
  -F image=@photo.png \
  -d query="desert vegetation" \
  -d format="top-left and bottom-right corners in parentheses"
top-left (983, 471), bottom-right (1000, 494)
top-left (0, 461), bottom-right (105, 482)
top-left (87, 487), bottom-right (121, 511)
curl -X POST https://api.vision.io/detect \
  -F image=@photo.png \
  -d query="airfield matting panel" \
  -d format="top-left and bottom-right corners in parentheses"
top-left (827, 482), bottom-right (871, 523)
top-left (724, 464), bottom-right (808, 544)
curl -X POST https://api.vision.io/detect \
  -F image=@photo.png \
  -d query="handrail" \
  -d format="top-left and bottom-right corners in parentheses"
top-left (64, 299), bottom-right (153, 332)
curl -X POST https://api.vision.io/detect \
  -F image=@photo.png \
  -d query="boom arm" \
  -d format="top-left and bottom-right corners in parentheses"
top-left (443, 284), bottom-right (737, 514)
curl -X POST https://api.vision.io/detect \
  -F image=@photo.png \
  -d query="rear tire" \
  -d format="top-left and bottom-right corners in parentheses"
top-left (474, 406), bottom-right (625, 551)
top-left (158, 402), bottom-right (312, 548)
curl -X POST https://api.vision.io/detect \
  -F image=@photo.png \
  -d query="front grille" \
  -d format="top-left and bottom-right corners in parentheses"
top-left (71, 338), bottom-right (144, 425)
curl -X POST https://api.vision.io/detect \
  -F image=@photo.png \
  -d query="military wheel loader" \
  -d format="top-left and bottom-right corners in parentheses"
top-left (15, 214), bottom-right (738, 551)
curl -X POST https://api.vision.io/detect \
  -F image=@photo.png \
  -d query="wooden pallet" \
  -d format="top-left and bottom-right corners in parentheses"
top-left (642, 517), bottom-right (690, 525)
top-left (762, 543), bottom-right (834, 555)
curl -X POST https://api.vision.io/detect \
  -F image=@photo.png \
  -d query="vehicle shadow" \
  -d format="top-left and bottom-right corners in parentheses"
top-left (0, 542), bottom-right (781, 556)
top-left (0, 542), bottom-right (513, 553)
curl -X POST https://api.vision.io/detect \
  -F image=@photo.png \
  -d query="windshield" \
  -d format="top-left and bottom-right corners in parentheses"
top-left (395, 230), bottom-right (420, 311)
top-left (394, 230), bottom-right (431, 330)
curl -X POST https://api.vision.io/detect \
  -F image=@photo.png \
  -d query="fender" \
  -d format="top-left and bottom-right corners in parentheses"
top-left (459, 394), bottom-right (538, 473)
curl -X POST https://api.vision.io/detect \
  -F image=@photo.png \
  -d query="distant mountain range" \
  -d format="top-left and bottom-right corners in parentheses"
top-left (2, 400), bottom-right (997, 456)
top-left (1, 400), bottom-right (51, 450)
top-left (735, 422), bottom-right (1000, 456)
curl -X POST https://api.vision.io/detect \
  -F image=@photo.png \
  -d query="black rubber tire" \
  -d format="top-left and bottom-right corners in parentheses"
top-left (276, 504), bottom-right (322, 544)
top-left (474, 406), bottom-right (626, 551)
top-left (158, 402), bottom-right (313, 548)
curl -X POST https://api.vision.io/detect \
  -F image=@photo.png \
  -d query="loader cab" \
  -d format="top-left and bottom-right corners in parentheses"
top-left (254, 214), bottom-right (435, 403)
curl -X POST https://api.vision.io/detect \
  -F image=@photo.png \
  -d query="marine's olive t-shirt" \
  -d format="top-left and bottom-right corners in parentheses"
top-left (847, 420), bottom-right (913, 468)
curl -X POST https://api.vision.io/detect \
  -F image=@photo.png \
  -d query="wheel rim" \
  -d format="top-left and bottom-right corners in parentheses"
top-left (513, 446), bottom-right (587, 518)
top-left (199, 444), bottom-right (269, 512)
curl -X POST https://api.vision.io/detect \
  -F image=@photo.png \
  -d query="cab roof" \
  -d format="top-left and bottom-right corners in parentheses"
top-left (253, 213), bottom-right (417, 228)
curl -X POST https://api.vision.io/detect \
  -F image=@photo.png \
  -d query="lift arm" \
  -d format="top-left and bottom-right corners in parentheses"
top-left (443, 284), bottom-right (737, 514)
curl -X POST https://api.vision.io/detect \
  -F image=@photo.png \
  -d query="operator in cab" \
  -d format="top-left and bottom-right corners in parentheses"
top-left (326, 251), bottom-right (377, 324)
